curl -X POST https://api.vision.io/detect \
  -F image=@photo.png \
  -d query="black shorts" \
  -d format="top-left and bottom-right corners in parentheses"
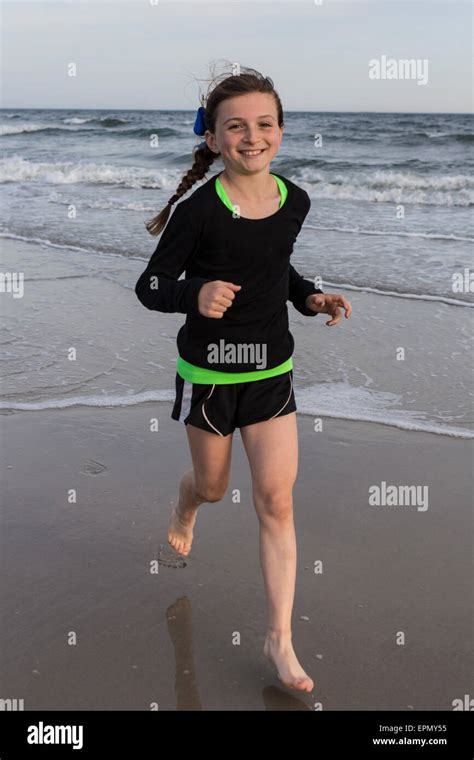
top-left (171, 369), bottom-right (296, 437)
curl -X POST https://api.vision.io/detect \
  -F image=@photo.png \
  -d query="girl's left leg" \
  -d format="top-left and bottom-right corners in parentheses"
top-left (240, 411), bottom-right (314, 693)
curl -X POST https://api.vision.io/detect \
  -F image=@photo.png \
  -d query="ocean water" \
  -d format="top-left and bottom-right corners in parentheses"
top-left (1, 108), bottom-right (473, 437)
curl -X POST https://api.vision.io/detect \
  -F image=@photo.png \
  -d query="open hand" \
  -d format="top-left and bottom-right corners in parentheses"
top-left (305, 293), bottom-right (352, 326)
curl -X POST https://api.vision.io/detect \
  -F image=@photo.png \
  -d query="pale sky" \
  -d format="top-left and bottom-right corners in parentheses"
top-left (2, 0), bottom-right (473, 113)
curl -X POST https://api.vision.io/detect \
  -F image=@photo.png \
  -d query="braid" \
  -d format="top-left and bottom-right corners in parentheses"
top-left (145, 142), bottom-right (217, 236)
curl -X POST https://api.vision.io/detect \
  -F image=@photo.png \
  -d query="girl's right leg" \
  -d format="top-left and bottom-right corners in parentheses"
top-left (168, 423), bottom-right (233, 556)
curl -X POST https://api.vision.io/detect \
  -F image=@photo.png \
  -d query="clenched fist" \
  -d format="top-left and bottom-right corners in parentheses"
top-left (198, 280), bottom-right (242, 319)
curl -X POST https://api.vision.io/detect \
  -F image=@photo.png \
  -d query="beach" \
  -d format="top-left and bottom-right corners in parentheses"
top-left (1, 107), bottom-right (473, 711)
top-left (1, 393), bottom-right (472, 710)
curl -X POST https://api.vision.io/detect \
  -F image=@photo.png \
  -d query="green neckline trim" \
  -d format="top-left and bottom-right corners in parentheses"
top-left (215, 173), bottom-right (288, 214)
top-left (177, 355), bottom-right (293, 384)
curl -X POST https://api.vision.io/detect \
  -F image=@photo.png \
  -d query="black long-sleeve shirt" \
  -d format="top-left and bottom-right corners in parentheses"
top-left (135, 171), bottom-right (323, 374)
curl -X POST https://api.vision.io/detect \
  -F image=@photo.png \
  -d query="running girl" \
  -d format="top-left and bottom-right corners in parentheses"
top-left (135, 67), bottom-right (351, 693)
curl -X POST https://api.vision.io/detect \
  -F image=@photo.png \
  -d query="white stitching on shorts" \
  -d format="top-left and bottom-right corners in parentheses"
top-left (179, 379), bottom-right (193, 422)
top-left (202, 384), bottom-right (225, 436)
top-left (269, 371), bottom-right (293, 419)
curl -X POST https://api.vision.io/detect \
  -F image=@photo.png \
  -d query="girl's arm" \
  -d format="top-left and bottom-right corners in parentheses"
top-left (288, 263), bottom-right (323, 317)
top-left (135, 202), bottom-right (211, 315)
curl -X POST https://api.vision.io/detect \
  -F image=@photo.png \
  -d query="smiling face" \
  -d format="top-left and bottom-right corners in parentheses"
top-left (205, 92), bottom-right (284, 174)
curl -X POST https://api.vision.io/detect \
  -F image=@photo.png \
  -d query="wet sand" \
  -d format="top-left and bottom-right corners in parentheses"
top-left (0, 405), bottom-right (472, 710)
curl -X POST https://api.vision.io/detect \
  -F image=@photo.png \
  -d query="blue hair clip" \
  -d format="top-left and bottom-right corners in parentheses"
top-left (193, 106), bottom-right (207, 136)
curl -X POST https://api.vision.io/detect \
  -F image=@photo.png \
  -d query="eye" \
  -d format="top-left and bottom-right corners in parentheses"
top-left (228, 122), bottom-right (273, 129)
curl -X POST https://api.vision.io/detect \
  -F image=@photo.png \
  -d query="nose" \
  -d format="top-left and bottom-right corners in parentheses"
top-left (241, 126), bottom-right (261, 144)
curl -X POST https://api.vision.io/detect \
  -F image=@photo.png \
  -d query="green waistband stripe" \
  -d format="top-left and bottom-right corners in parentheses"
top-left (177, 356), bottom-right (293, 384)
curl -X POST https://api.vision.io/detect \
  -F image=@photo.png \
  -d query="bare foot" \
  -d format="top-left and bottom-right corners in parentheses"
top-left (167, 503), bottom-right (197, 556)
top-left (167, 481), bottom-right (199, 556)
top-left (264, 634), bottom-right (314, 693)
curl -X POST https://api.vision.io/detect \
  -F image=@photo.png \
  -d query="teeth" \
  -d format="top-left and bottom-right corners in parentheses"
top-left (240, 150), bottom-right (263, 155)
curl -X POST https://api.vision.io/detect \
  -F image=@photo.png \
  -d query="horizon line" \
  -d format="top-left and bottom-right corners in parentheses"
top-left (1, 107), bottom-right (472, 115)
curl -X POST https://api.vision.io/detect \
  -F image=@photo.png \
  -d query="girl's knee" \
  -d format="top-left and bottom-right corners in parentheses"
top-left (194, 477), bottom-right (228, 503)
top-left (253, 488), bottom-right (294, 520)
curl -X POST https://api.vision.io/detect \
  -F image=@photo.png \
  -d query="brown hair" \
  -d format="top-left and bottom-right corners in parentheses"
top-left (145, 64), bottom-right (284, 236)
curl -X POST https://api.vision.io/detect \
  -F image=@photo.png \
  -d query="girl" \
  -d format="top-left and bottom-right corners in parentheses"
top-left (135, 67), bottom-right (351, 693)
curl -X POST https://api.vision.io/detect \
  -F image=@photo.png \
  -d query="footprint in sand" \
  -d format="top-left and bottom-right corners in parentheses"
top-left (158, 544), bottom-right (187, 569)
top-left (81, 459), bottom-right (107, 475)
